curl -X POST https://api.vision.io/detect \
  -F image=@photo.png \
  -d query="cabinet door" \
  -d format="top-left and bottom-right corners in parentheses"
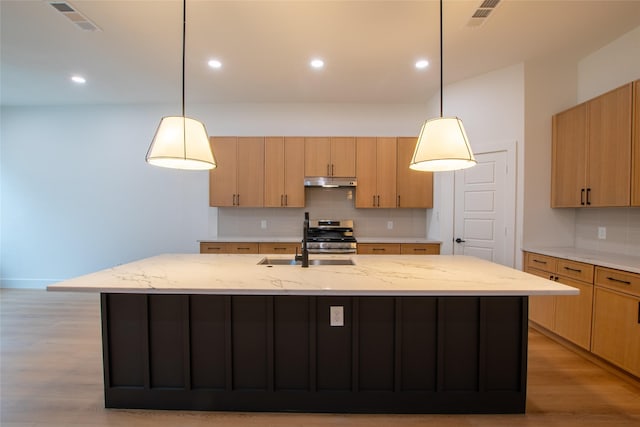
top-left (209, 137), bottom-right (238, 207)
top-left (264, 137), bottom-right (285, 207)
top-left (554, 277), bottom-right (593, 350)
top-left (400, 243), bottom-right (440, 255)
top-left (376, 138), bottom-right (397, 208)
top-left (632, 80), bottom-right (639, 206)
top-left (283, 137), bottom-right (305, 207)
top-left (357, 243), bottom-right (401, 255)
top-left (330, 137), bottom-right (356, 177)
top-left (236, 137), bottom-right (264, 207)
top-left (355, 137), bottom-right (378, 208)
top-left (587, 83), bottom-right (632, 207)
top-left (592, 287), bottom-right (640, 377)
top-left (305, 137), bottom-right (331, 176)
top-left (396, 137), bottom-right (433, 208)
top-left (525, 267), bottom-right (556, 330)
top-left (551, 104), bottom-right (587, 207)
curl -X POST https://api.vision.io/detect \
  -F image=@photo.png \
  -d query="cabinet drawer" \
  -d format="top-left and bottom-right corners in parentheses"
top-left (357, 243), bottom-right (401, 255)
top-left (595, 267), bottom-right (640, 297)
top-left (259, 242), bottom-right (301, 254)
top-left (525, 253), bottom-right (557, 274)
top-left (556, 259), bottom-right (594, 283)
top-left (200, 242), bottom-right (259, 254)
top-left (400, 243), bottom-right (440, 255)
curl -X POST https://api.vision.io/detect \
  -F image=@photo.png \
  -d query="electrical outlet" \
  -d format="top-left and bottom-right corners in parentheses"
top-left (387, 221), bottom-right (394, 230)
top-left (261, 220), bottom-right (267, 229)
top-left (597, 226), bottom-right (606, 240)
top-left (330, 306), bottom-right (344, 327)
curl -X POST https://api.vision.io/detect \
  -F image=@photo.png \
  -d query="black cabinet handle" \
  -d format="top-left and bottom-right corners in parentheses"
top-left (377, 195), bottom-right (380, 206)
top-left (237, 194), bottom-right (240, 206)
top-left (372, 195), bottom-right (376, 207)
top-left (581, 188), bottom-right (585, 205)
top-left (331, 164), bottom-right (335, 176)
top-left (606, 276), bottom-right (631, 285)
top-left (637, 302), bottom-right (640, 324)
top-left (586, 188), bottom-right (591, 205)
top-left (397, 195), bottom-right (400, 207)
top-left (281, 195), bottom-right (284, 206)
top-left (564, 266), bottom-right (582, 273)
top-left (285, 194), bottom-right (288, 206)
top-left (533, 259), bottom-right (547, 264)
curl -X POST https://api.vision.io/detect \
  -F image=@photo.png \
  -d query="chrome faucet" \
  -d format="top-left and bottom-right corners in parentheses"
top-left (295, 211), bottom-right (310, 268)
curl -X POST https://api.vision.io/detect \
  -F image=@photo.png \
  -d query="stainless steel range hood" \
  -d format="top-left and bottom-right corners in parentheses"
top-left (304, 177), bottom-right (357, 187)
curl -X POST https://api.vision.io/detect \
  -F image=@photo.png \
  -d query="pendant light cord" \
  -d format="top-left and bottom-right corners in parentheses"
top-left (439, 0), bottom-right (443, 118)
top-left (181, 0), bottom-right (186, 118)
top-left (181, 0), bottom-right (187, 157)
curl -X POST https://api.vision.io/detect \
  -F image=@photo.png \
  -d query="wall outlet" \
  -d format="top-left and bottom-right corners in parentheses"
top-left (387, 221), bottom-right (394, 230)
top-left (330, 306), bottom-right (344, 327)
top-left (597, 226), bottom-right (606, 240)
top-left (261, 220), bottom-right (267, 229)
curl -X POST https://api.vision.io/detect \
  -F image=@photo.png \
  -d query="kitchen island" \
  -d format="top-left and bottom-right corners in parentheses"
top-left (48, 254), bottom-right (577, 414)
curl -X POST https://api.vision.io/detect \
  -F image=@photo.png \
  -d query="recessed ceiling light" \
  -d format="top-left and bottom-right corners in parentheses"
top-left (415, 59), bottom-right (429, 69)
top-left (71, 75), bottom-right (86, 84)
top-left (310, 58), bottom-right (324, 69)
top-left (208, 59), bottom-right (222, 69)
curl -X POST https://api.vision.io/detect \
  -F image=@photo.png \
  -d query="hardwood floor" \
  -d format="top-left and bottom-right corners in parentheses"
top-left (1, 289), bottom-right (639, 426)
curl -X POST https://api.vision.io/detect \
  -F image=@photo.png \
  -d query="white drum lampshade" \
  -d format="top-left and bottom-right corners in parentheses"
top-left (146, 116), bottom-right (216, 171)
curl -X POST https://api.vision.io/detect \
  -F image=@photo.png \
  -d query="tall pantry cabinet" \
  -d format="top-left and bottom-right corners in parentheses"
top-left (551, 83), bottom-right (633, 207)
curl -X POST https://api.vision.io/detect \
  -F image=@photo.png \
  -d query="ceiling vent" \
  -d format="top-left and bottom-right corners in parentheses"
top-left (467, 0), bottom-right (501, 28)
top-left (49, 1), bottom-right (100, 32)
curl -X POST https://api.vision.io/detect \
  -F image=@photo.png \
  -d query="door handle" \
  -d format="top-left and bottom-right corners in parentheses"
top-left (455, 238), bottom-right (466, 243)
top-left (586, 188), bottom-right (591, 205)
top-left (581, 188), bottom-right (585, 205)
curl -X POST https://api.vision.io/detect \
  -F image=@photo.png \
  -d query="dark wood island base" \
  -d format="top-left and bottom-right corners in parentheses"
top-left (101, 294), bottom-right (528, 413)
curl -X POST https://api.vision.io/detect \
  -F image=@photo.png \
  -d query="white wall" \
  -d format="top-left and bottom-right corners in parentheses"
top-left (522, 53), bottom-right (579, 251)
top-left (578, 26), bottom-right (640, 102)
top-left (431, 64), bottom-right (525, 262)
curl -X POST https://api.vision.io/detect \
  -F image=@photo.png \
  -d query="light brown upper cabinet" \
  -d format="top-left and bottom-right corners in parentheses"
top-left (396, 137), bottom-right (434, 208)
top-left (305, 137), bottom-right (356, 177)
top-left (356, 137), bottom-right (397, 208)
top-left (552, 83), bottom-right (633, 207)
top-left (264, 137), bottom-right (305, 207)
top-left (209, 137), bottom-right (264, 207)
top-left (633, 80), bottom-right (640, 206)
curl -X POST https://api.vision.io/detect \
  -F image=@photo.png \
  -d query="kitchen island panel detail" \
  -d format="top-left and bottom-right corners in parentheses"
top-left (101, 293), bottom-right (528, 413)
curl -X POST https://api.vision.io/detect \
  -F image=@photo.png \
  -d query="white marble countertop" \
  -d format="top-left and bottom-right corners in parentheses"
top-left (48, 254), bottom-right (577, 296)
top-left (523, 247), bottom-right (640, 274)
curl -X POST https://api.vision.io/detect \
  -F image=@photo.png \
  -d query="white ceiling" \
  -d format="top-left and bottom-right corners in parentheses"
top-left (2, 0), bottom-right (640, 106)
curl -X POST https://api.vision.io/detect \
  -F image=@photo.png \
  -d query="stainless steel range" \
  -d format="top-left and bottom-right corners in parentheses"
top-left (306, 219), bottom-right (357, 254)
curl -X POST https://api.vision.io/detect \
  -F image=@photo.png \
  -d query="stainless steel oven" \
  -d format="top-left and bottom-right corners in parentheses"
top-left (306, 219), bottom-right (357, 254)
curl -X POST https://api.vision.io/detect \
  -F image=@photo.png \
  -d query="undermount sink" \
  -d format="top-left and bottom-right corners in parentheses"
top-left (258, 257), bottom-right (355, 266)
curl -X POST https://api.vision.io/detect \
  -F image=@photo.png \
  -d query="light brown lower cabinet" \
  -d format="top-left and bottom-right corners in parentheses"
top-left (201, 242), bottom-right (302, 254)
top-left (200, 242), bottom-right (260, 254)
top-left (257, 242), bottom-right (301, 254)
top-left (357, 243), bottom-right (440, 255)
top-left (591, 267), bottom-right (640, 377)
top-left (524, 252), bottom-right (594, 350)
top-left (524, 251), bottom-right (640, 378)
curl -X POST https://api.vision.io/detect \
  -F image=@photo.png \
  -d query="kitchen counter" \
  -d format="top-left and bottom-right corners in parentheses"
top-left (48, 254), bottom-right (576, 296)
top-left (48, 254), bottom-right (575, 414)
top-left (522, 246), bottom-right (640, 274)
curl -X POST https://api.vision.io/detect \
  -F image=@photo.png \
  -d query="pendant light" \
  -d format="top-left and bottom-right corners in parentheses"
top-left (146, 0), bottom-right (216, 171)
top-left (410, 0), bottom-right (476, 172)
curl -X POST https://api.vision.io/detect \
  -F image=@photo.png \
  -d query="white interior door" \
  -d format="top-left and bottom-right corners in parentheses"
top-left (453, 148), bottom-right (515, 267)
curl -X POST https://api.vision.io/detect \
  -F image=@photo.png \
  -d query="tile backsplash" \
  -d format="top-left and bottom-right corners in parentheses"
top-left (217, 187), bottom-right (428, 238)
top-left (575, 207), bottom-right (640, 256)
